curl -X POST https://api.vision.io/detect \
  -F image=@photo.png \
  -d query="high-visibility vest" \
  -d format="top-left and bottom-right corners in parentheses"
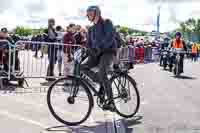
top-left (192, 45), bottom-right (198, 54)
top-left (172, 39), bottom-right (183, 48)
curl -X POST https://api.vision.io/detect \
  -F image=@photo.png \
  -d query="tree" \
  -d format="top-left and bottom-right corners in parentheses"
top-left (15, 26), bottom-right (32, 36)
top-left (176, 18), bottom-right (200, 42)
top-left (14, 27), bottom-right (47, 36)
top-left (119, 26), bottom-right (129, 36)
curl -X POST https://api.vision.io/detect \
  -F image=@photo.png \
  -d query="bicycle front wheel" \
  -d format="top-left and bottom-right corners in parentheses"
top-left (110, 73), bottom-right (140, 118)
top-left (47, 76), bottom-right (93, 126)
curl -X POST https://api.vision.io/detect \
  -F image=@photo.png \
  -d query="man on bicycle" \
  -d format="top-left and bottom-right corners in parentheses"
top-left (81, 6), bottom-right (117, 110)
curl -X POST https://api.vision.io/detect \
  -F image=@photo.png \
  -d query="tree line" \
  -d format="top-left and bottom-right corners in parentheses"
top-left (173, 18), bottom-right (200, 42)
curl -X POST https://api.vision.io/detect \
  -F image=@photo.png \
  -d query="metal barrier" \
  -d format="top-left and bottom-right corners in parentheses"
top-left (0, 41), bottom-right (81, 91)
top-left (144, 46), bottom-right (153, 63)
top-left (0, 40), bottom-right (162, 91)
top-left (0, 40), bottom-right (12, 79)
top-left (14, 41), bottom-right (83, 79)
top-left (0, 40), bottom-right (19, 90)
top-left (119, 45), bottom-right (159, 64)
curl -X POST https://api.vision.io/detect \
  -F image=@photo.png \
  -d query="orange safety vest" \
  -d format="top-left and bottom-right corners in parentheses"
top-left (192, 45), bottom-right (198, 53)
top-left (172, 39), bottom-right (184, 48)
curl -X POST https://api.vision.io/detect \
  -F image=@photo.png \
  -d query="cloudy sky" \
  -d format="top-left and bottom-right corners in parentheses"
top-left (0, 0), bottom-right (200, 32)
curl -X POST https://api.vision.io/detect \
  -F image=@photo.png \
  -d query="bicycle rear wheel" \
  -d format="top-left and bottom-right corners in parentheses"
top-left (110, 73), bottom-right (140, 118)
top-left (47, 76), bottom-right (93, 126)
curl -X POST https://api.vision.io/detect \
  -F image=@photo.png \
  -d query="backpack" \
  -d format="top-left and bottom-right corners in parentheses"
top-left (103, 19), bottom-right (125, 48)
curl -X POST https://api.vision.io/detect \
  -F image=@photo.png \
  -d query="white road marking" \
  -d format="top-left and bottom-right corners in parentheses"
top-left (0, 110), bottom-right (47, 128)
top-left (1, 95), bottom-right (100, 127)
top-left (141, 100), bottom-right (149, 105)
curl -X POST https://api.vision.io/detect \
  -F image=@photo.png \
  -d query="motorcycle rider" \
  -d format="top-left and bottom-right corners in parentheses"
top-left (169, 32), bottom-right (187, 73)
top-left (80, 6), bottom-right (117, 110)
top-left (159, 37), bottom-right (170, 66)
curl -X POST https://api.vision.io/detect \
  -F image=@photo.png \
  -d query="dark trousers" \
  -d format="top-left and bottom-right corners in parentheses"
top-left (191, 53), bottom-right (197, 62)
top-left (80, 51), bottom-right (114, 99)
top-left (47, 44), bottom-right (57, 78)
top-left (160, 55), bottom-right (163, 65)
top-left (3, 51), bottom-right (20, 72)
top-left (35, 43), bottom-right (40, 57)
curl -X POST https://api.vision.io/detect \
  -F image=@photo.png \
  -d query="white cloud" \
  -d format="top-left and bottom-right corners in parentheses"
top-left (0, 0), bottom-right (13, 13)
top-left (0, 0), bottom-right (200, 32)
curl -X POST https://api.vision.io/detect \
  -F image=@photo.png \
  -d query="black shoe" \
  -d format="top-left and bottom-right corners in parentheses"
top-left (113, 64), bottom-right (120, 70)
top-left (129, 63), bottom-right (134, 69)
top-left (180, 69), bottom-right (184, 73)
top-left (102, 102), bottom-right (115, 112)
top-left (59, 73), bottom-right (62, 76)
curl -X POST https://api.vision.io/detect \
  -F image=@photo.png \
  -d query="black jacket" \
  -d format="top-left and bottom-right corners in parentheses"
top-left (87, 18), bottom-right (117, 49)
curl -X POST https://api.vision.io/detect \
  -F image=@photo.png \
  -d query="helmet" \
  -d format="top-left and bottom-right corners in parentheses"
top-left (175, 32), bottom-right (181, 37)
top-left (86, 6), bottom-right (101, 22)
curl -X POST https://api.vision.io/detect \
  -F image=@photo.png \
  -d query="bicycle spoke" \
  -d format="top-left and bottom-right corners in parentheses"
top-left (47, 77), bottom-right (93, 126)
top-left (111, 74), bottom-right (140, 118)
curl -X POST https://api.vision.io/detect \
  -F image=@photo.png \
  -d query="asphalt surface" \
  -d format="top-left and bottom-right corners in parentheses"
top-left (0, 92), bottom-right (118, 133)
top-left (120, 59), bottom-right (200, 133)
top-left (0, 51), bottom-right (116, 133)
top-left (1, 50), bottom-right (200, 133)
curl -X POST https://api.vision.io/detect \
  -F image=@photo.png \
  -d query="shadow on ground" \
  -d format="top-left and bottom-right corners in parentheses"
top-left (45, 121), bottom-right (111, 133)
top-left (0, 83), bottom-right (18, 93)
top-left (123, 115), bottom-right (143, 133)
top-left (172, 75), bottom-right (197, 80)
top-left (40, 81), bottom-right (54, 86)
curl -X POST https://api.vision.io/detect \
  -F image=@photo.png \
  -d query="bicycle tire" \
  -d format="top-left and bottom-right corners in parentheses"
top-left (110, 73), bottom-right (140, 118)
top-left (47, 76), bottom-right (94, 126)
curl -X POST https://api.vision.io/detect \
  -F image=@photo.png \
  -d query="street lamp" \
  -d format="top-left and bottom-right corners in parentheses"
top-left (156, 5), bottom-right (161, 40)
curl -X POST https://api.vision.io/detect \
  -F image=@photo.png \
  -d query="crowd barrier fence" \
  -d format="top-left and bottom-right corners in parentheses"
top-left (0, 40), bottom-right (167, 91)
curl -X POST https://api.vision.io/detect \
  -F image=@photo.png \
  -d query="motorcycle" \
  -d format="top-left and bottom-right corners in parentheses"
top-left (171, 48), bottom-right (186, 77)
top-left (168, 51), bottom-right (174, 72)
top-left (161, 48), bottom-right (169, 70)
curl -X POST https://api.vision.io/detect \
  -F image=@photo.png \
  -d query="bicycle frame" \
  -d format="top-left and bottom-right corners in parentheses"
top-left (72, 49), bottom-right (132, 104)
top-left (72, 60), bottom-right (101, 98)
top-left (73, 60), bottom-right (127, 103)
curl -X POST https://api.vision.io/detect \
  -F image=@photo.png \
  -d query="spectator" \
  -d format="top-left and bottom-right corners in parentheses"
top-left (128, 37), bottom-right (134, 46)
top-left (0, 28), bottom-right (20, 71)
top-left (191, 43), bottom-right (198, 62)
top-left (55, 25), bottom-right (65, 76)
top-left (40, 33), bottom-right (48, 58)
top-left (74, 28), bottom-right (87, 46)
top-left (10, 34), bottom-right (21, 44)
top-left (63, 24), bottom-right (76, 76)
top-left (75, 25), bottom-right (81, 32)
top-left (63, 24), bottom-right (76, 53)
top-left (46, 18), bottom-right (58, 81)
top-left (34, 34), bottom-right (43, 58)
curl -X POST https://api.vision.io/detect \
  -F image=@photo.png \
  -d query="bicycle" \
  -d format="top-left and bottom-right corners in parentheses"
top-left (47, 48), bottom-right (140, 126)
